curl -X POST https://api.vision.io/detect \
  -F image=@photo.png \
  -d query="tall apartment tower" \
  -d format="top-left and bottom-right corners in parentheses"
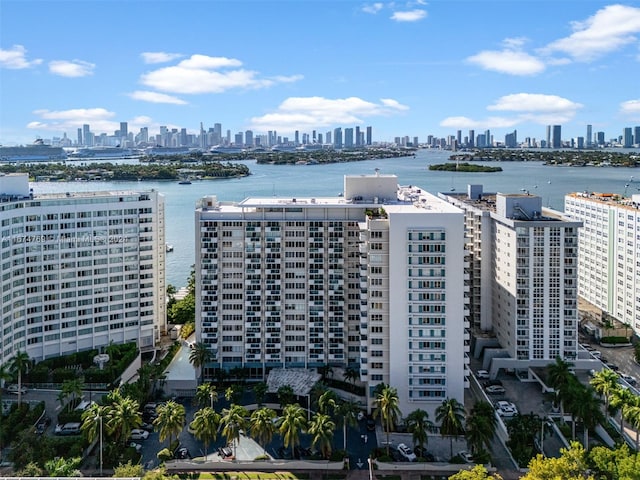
top-left (195, 174), bottom-right (468, 416)
top-left (355, 126), bottom-right (361, 146)
top-left (333, 128), bottom-right (343, 149)
top-left (565, 192), bottom-right (640, 336)
top-left (468, 130), bottom-right (475, 148)
top-left (546, 125), bottom-right (552, 148)
top-left (623, 128), bottom-right (633, 148)
top-left (366, 126), bottom-right (372, 146)
top-left (635, 126), bottom-right (640, 146)
top-left (441, 186), bottom-right (581, 371)
top-left (344, 128), bottom-right (354, 147)
top-left (552, 125), bottom-right (562, 148)
top-left (586, 124), bottom-right (593, 147)
top-left (0, 173), bottom-right (166, 365)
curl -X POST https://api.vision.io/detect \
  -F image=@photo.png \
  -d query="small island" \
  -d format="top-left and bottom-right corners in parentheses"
top-left (429, 162), bottom-right (502, 172)
top-left (449, 149), bottom-right (640, 167)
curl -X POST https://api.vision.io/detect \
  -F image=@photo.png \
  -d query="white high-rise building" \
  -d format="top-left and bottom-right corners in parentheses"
top-left (441, 186), bottom-right (581, 371)
top-left (0, 173), bottom-right (166, 365)
top-left (195, 173), bottom-right (468, 416)
top-left (565, 192), bottom-right (640, 336)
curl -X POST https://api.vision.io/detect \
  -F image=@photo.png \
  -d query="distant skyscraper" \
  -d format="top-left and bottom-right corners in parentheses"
top-left (576, 137), bottom-right (584, 149)
top-left (484, 130), bottom-right (491, 147)
top-left (468, 130), bottom-right (475, 148)
top-left (413, 136), bottom-right (418, 147)
top-left (294, 130), bottom-right (300, 145)
top-left (326, 131), bottom-right (331, 145)
top-left (597, 131), bottom-right (605, 146)
top-left (139, 127), bottom-right (149, 144)
top-left (344, 128), bottom-right (354, 147)
top-left (355, 126), bottom-right (361, 146)
top-left (318, 133), bottom-right (323, 145)
top-left (82, 124), bottom-right (92, 147)
top-left (213, 123), bottom-right (222, 145)
top-left (77, 128), bottom-right (82, 146)
top-left (245, 130), bottom-right (253, 147)
top-left (366, 126), bottom-right (372, 145)
top-left (234, 132), bottom-right (243, 146)
top-left (333, 128), bottom-right (342, 148)
top-left (119, 122), bottom-right (128, 140)
top-left (552, 125), bottom-right (562, 148)
top-left (635, 126), bottom-right (640, 146)
top-left (546, 125), bottom-right (552, 148)
top-left (623, 127), bottom-right (633, 148)
top-left (456, 130), bottom-right (462, 146)
top-left (504, 130), bottom-right (517, 148)
top-left (586, 124), bottom-right (593, 147)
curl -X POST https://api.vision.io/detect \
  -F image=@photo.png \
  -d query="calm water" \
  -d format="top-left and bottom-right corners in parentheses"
top-left (31, 149), bottom-right (639, 286)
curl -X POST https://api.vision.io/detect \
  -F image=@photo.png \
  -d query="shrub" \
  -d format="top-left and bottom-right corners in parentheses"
top-left (600, 336), bottom-right (631, 345)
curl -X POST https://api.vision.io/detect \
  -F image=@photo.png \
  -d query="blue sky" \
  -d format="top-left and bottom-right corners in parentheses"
top-left (1, 0), bottom-right (640, 145)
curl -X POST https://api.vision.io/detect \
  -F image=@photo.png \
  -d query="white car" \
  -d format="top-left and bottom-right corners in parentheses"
top-left (495, 401), bottom-right (518, 417)
top-left (397, 443), bottom-right (417, 462)
top-left (6, 384), bottom-right (27, 395)
top-left (130, 429), bottom-right (150, 440)
top-left (476, 370), bottom-right (490, 379)
top-left (458, 451), bottom-right (474, 463)
top-left (485, 385), bottom-right (505, 394)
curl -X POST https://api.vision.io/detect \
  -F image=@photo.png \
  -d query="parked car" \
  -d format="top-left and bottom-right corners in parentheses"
top-left (397, 443), bottom-right (417, 462)
top-left (140, 422), bottom-right (154, 431)
top-left (619, 374), bottom-right (637, 385)
top-left (174, 447), bottom-right (190, 459)
top-left (218, 446), bottom-right (233, 458)
top-left (6, 384), bottom-right (27, 395)
top-left (54, 422), bottom-right (82, 435)
top-left (495, 401), bottom-right (518, 417)
top-left (458, 451), bottom-right (474, 463)
top-left (485, 385), bottom-right (506, 394)
top-left (35, 416), bottom-right (51, 435)
top-left (483, 379), bottom-right (503, 387)
top-left (476, 370), bottom-right (490, 379)
top-left (130, 429), bottom-right (150, 440)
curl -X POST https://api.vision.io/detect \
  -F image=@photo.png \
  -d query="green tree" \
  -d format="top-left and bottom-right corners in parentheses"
top-left (44, 457), bottom-right (82, 477)
top-left (279, 403), bottom-right (307, 457)
top-left (113, 460), bottom-right (144, 478)
top-left (221, 404), bottom-right (249, 458)
top-left (343, 367), bottom-right (359, 385)
top-left (308, 412), bottom-right (336, 459)
top-left (8, 351), bottom-right (31, 406)
top-left (567, 384), bottom-right (603, 446)
top-left (154, 400), bottom-right (186, 448)
top-left (336, 399), bottom-right (360, 452)
top-left (195, 382), bottom-right (218, 409)
top-left (506, 413), bottom-right (542, 467)
top-left (0, 363), bottom-right (11, 399)
top-left (435, 397), bottom-right (466, 459)
top-left (317, 389), bottom-right (338, 416)
top-left (590, 368), bottom-right (620, 421)
top-left (611, 386), bottom-right (638, 438)
top-left (253, 381), bottom-right (269, 406)
top-left (61, 378), bottom-right (84, 407)
top-left (406, 408), bottom-right (434, 454)
top-left (81, 403), bottom-right (107, 474)
top-left (277, 384), bottom-right (295, 408)
top-left (105, 389), bottom-right (142, 446)
top-left (188, 342), bottom-right (213, 383)
top-left (465, 401), bottom-right (496, 457)
top-left (373, 384), bottom-right (402, 455)
top-left (189, 407), bottom-right (220, 460)
top-left (250, 407), bottom-right (277, 454)
top-left (521, 441), bottom-right (592, 480)
top-left (589, 443), bottom-right (640, 480)
top-left (449, 465), bottom-right (503, 480)
top-left (546, 356), bottom-right (575, 415)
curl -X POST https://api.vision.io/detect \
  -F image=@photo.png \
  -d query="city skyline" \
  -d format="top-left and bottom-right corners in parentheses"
top-left (2, 1), bottom-right (640, 145)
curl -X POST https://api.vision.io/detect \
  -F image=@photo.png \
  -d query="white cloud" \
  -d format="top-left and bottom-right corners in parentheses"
top-left (48, 60), bottom-right (95, 77)
top-left (620, 99), bottom-right (640, 118)
top-left (249, 96), bottom-right (408, 133)
top-left (140, 54), bottom-right (302, 94)
top-left (362, 2), bottom-right (384, 14)
top-left (28, 108), bottom-right (117, 134)
top-left (391, 9), bottom-right (427, 22)
top-left (543, 4), bottom-right (640, 62)
top-left (487, 93), bottom-right (583, 114)
top-left (141, 52), bottom-right (183, 64)
top-left (128, 90), bottom-right (188, 105)
top-left (0, 45), bottom-right (42, 69)
top-left (440, 116), bottom-right (519, 130)
top-left (467, 48), bottom-right (545, 76)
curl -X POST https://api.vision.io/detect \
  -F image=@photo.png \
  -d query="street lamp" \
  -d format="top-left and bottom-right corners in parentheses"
top-left (367, 456), bottom-right (373, 480)
top-left (99, 411), bottom-right (103, 475)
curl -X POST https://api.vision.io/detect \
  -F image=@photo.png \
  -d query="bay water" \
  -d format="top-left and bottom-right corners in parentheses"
top-left (30, 149), bottom-right (638, 287)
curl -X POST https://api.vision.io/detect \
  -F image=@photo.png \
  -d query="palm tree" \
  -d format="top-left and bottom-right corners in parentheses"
top-left (81, 403), bottom-right (106, 474)
top-left (336, 399), bottom-right (360, 452)
top-left (8, 351), bottom-right (31, 406)
top-left (590, 369), bottom-right (619, 420)
top-left (406, 409), bottom-right (434, 455)
top-left (253, 381), bottom-right (269, 406)
top-left (308, 412), bottom-right (336, 459)
top-left (611, 387), bottom-right (638, 440)
top-left (343, 367), bottom-right (359, 385)
top-left (105, 390), bottom-right (142, 446)
top-left (154, 400), bottom-right (186, 448)
top-left (279, 403), bottom-right (307, 457)
top-left (625, 394), bottom-right (640, 449)
top-left (221, 404), bottom-right (249, 458)
top-left (61, 378), bottom-right (84, 407)
top-left (373, 385), bottom-right (402, 455)
top-left (250, 407), bottom-right (277, 455)
top-left (465, 401), bottom-right (497, 456)
top-left (317, 390), bottom-right (338, 416)
top-left (190, 407), bottom-right (220, 460)
top-left (435, 397), bottom-right (465, 458)
top-left (568, 385), bottom-right (603, 447)
top-left (546, 356), bottom-right (574, 415)
top-left (189, 342), bottom-right (213, 383)
top-left (196, 382), bottom-right (218, 409)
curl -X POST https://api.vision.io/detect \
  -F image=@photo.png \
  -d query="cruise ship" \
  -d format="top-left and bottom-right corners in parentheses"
top-left (0, 142), bottom-right (67, 162)
top-left (68, 146), bottom-right (140, 159)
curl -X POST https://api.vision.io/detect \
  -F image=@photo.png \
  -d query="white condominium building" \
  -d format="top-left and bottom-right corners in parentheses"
top-left (565, 192), bottom-right (640, 336)
top-left (442, 185), bottom-right (581, 368)
top-left (0, 173), bottom-right (166, 365)
top-left (195, 173), bottom-right (467, 416)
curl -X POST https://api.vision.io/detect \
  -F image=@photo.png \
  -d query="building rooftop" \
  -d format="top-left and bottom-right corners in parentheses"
top-left (567, 191), bottom-right (640, 211)
top-left (266, 368), bottom-right (321, 397)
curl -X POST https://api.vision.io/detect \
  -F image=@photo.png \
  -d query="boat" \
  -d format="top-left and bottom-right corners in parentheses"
top-left (178, 179), bottom-right (192, 185)
top-left (68, 146), bottom-right (139, 159)
top-left (0, 141), bottom-right (67, 162)
top-left (166, 244), bottom-right (174, 252)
